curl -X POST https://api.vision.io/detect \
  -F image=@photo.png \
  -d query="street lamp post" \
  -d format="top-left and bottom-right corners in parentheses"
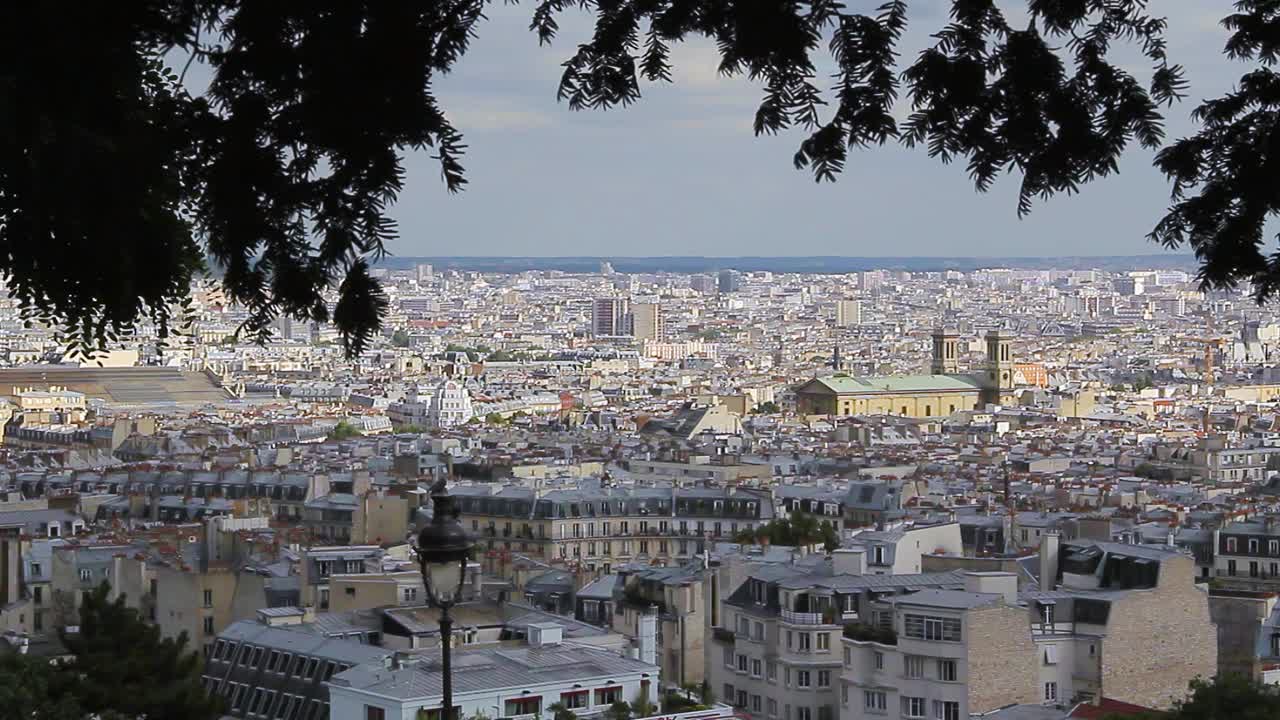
top-left (417, 481), bottom-right (474, 720)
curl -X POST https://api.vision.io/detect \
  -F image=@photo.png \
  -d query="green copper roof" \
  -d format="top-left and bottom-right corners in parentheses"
top-left (811, 374), bottom-right (983, 394)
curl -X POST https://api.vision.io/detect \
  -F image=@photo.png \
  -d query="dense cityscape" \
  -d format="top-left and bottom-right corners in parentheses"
top-left (0, 260), bottom-right (1275, 718)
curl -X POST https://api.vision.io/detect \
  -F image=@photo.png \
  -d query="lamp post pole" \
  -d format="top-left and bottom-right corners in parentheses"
top-left (417, 481), bottom-right (474, 720)
top-left (440, 603), bottom-right (454, 720)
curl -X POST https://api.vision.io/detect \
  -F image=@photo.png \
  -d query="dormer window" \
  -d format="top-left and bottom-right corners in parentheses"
top-left (751, 581), bottom-right (767, 605)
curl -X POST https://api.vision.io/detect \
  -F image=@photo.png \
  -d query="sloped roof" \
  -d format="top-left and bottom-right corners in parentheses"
top-left (806, 374), bottom-right (983, 395)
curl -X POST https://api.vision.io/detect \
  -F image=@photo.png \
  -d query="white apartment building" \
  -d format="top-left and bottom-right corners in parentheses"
top-left (389, 381), bottom-right (474, 429)
top-left (329, 623), bottom-right (660, 720)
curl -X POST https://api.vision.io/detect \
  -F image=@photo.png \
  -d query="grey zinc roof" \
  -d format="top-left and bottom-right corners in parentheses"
top-left (219, 619), bottom-right (392, 664)
top-left (330, 642), bottom-right (656, 701)
top-left (888, 589), bottom-right (1004, 610)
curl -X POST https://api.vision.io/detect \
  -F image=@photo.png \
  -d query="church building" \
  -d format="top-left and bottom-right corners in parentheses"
top-left (794, 329), bottom-right (1017, 418)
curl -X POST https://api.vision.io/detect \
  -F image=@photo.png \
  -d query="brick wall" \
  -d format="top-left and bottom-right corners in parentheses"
top-left (1099, 556), bottom-right (1216, 709)
top-left (966, 604), bottom-right (1040, 712)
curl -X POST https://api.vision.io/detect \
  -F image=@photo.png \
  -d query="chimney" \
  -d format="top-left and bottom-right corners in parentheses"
top-left (962, 571), bottom-right (1018, 604)
top-left (831, 548), bottom-right (866, 576)
top-left (637, 607), bottom-right (657, 666)
top-left (527, 622), bottom-right (563, 648)
top-left (1039, 532), bottom-right (1060, 591)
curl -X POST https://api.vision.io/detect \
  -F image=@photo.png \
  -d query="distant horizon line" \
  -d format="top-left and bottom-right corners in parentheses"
top-left (383, 253), bottom-right (1189, 260)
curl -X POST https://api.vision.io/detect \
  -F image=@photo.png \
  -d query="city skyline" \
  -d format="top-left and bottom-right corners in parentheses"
top-left (387, 1), bottom-right (1234, 259)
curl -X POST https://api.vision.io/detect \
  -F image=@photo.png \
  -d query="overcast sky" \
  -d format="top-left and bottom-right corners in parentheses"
top-left (332, 4), bottom-right (1248, 257)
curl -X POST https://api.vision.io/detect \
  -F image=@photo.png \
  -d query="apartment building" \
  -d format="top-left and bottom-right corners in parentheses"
top-left (706, 550), bottom-right (971, 720)
top-left (614, 564), bottom-right (708, 691)
top-left (329, 623), bottom-right (661, 720)
top-left (840, 536), bottom-right (1216, 715)
top-left (453, 483), bottom-right (772, 572)
top-left (204, 609), bottom-right (394, 720)
top-left (848, 523), bottom-right (963, 576)
top-left (1214, 518), bottom-right (1280, 579)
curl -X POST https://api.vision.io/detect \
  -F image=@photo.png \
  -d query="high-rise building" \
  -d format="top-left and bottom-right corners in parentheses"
top-left (689, 275), bottom-right (717, 294)
top-left (835, 299), bottom-right (862, 327)
top-left (600, 261), bottom-right (615, 276)
top-left (631, 302), bottom-right (663, 341)
top-left (592, 298), bottom-right (631, 337)
top-left (858, 270), bottom-right (882, 291)
top-left (718, 270), bottom-right (741, 293)
top-left (415, 263), bottom-right (433, 282)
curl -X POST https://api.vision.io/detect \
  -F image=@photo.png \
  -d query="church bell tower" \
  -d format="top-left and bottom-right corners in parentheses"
top-left (982, 329), bottom-right (1015, 404)
top-left (931, 327), bottom-right (960, 375)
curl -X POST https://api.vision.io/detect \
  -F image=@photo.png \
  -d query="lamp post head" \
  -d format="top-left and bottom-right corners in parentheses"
top-left (416, 485), bottom-right (473, 607)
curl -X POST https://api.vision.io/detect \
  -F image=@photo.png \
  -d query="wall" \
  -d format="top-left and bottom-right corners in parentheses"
top-left (966, 604), bottom-right (1040, 713)
top-left (1098, 556), bottom-right (1216, 709)
top-left (1207, 593), bottom-right (1274, 680)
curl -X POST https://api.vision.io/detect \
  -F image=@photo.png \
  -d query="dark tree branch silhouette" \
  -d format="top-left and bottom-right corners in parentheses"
top-left (0, 1), bottom-right (1273, 357)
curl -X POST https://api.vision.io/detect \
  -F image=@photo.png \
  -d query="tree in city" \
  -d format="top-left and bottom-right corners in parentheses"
top-left (51, 584), bottom-right (220, 719)
top-left (608, 700), bottom-right (634, 720)
top-left (328, 419), bottom-right (362, 440)
top-left (391, 328), bottom-right (412, 348)
top-left (1117, 674), bottom-right (1280, 720)
top-left (5, 2), bottom-right (1280, 356)
top-left (0, 652), bottom-right (85, 720)
top-left (734, 513), bottom-right (840, 550)
top-left (752, 401), bottom-right (782, 415)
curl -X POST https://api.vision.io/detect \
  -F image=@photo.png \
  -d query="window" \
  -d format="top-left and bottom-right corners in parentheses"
top-left (902, 697), bottom-right (927, 719)
top-left (798, 633), bottom-right (811, 652)
top-left (597, 687), bottom-right (622, 705)
top-left (249, 646), bottom-right (264, 668)
top-left (753, 621), bottom-right (764, 641)
top-left (796, 670), bottom-right (811, 688)
top-left (561, 691), bottom-right (588, 709)
top-left (767, 661), bottom-right (777, 682)
top-left (903, 614), bottom-right (961, 641)
top-left (769, 699), bottom-right (779, 717)
top-left (817, 670), bottom-right (831, 688)
top-left (724, 686), bottom-right (735, 705)
top-left (933, 701), bottom-right (960, 720)
top-left (816, 632), bottom-right (830, 652)
top-left (1044, 682), bottom-right (1058, 703)
top-left (737, 691), bottom-right (748, 709)
top-left (403, 586), bottom-right (418, 603)
top-left (1043, 645), bottom-right (1058, 665)
top-left (937, 659), bottom-right (957, 682)
top-left (203, 589), bottom-right (213, 607)
top-left (30, 562), bottom-right (40, 578)
top-left (505, 698), bottom-right (542, 716)
top-left (864, 691), bottom-right (887, 715)
top-left (752, 695), bottom-right (763, 713)
top-left (843, 647), bottom-right (851, 666)
top-left (723, 647), bottom-right (734, 668)
top-left (366, 706), bottom-right (386, 720)
top-left (79, 568), bottom-right (91, 582)
top-left (796, 708), bottom-right (811, 720)
top-left (1227, 537), bottom-right (1238, 553)
top-left (33, 586), bottom-right (41, 604)
top-left (739, 616), bottom-right (751, 635)
top-left (842, 685), bottom-right (849, 706)
top-left (874, 651), bottom-right (884, 670)
top-left (786, 630), bottom-right (793, 649)
top-left (904, 655), bottom-right (925, 679)
top-left (737, 654), bottom-right (748, 673)
top-left (752, 659), bottom-right (763, 677)
top-left (203, 616), bottom-right (215, 635)
top-left (230, 684), bottom-right (246, 711)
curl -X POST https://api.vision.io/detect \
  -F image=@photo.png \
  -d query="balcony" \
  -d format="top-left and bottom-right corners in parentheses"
top-left (780, 609), bottom-right (825, 625)
top-left (712, 627), bottom-right (736, 643)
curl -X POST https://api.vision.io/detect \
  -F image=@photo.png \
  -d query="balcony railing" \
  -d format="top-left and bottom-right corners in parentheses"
top-left (780, 609), bottom-right (825, 625)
